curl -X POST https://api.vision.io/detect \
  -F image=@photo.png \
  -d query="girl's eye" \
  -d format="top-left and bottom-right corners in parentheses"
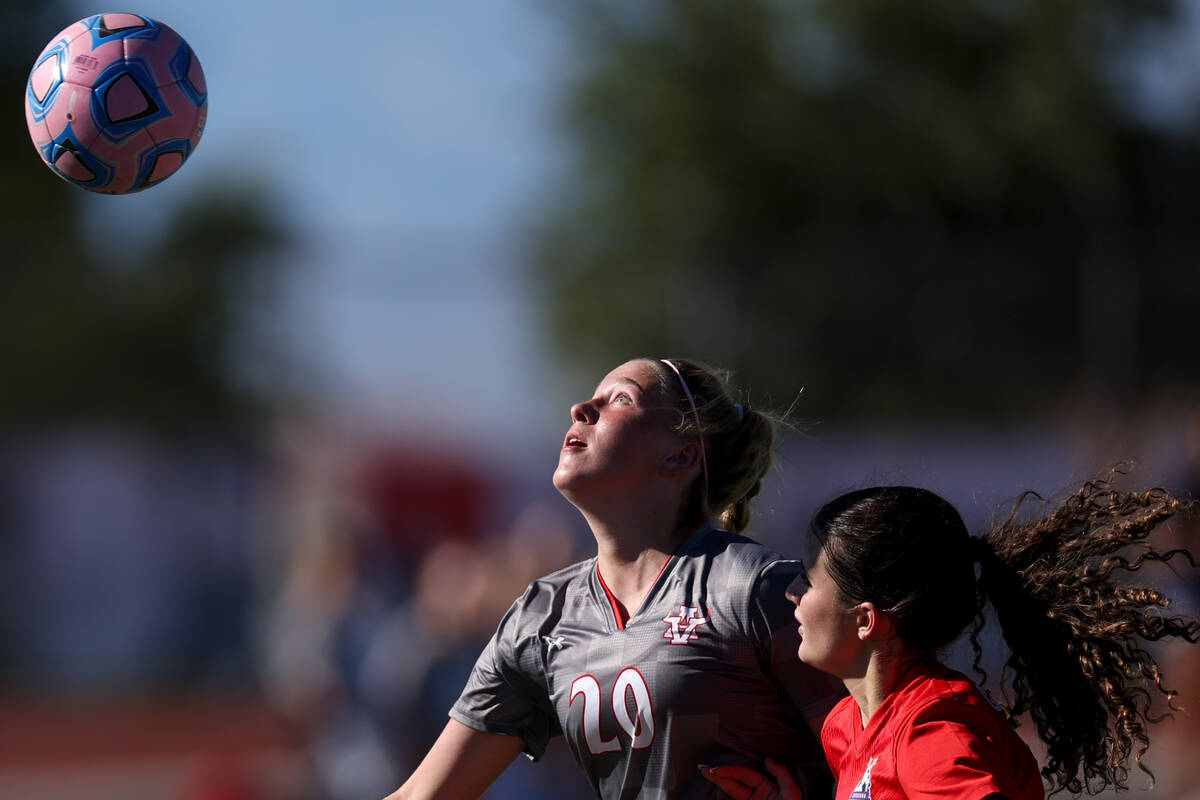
top-left (613, 392), bottom-right (632, 404)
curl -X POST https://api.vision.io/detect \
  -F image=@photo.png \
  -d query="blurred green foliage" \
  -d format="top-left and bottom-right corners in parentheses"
top-left (530, 0), bottom-right (1200, 421)
top-left (1, 4), bottom-right (289, 436)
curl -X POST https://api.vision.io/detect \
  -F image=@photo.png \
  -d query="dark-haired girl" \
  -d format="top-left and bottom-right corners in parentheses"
top-left (702, 479), bottom-right (1199, 800)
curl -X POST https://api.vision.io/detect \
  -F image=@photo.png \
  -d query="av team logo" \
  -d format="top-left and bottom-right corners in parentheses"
top-left (662, 605), bottom-right (708, 645)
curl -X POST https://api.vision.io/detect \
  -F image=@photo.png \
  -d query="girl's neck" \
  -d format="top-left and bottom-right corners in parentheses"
top-left (846, 648), bottom-right (932, 728)
top-left (578, 492), bottom-right (695, 559)
top-left (585, 509), bottom-right (701, 618)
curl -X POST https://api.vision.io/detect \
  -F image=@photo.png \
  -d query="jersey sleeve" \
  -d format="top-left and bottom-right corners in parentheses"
top-left (448, 585), bottom-right (561, 761)
top-left (896, 696), bottom-right (1042, 800)
top-left (753, 559), bottom-right (847, 721)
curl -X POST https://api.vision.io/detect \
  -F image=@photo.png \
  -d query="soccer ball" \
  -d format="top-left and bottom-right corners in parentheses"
top-left (24, 13), bottom-right (207, 194)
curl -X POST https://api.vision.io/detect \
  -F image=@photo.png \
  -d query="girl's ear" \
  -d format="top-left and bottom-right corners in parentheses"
top-left (855, 601), bottom-right (893, 641)
top-left (661, 441), bottom-right (702, 476)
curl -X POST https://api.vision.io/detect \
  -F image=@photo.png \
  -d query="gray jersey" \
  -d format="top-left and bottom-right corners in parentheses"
top-left (450, 524), bottom-right (845, 799)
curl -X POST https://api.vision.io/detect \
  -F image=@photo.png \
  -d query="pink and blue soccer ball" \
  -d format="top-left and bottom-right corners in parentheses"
top-left (24, 13), bottom-right (207, 194)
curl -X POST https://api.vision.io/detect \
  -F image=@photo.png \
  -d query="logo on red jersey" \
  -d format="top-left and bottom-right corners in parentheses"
top-left (849, 757), bottom-right (877, 799)
top-left (661, 605), bottom-right (708, 645)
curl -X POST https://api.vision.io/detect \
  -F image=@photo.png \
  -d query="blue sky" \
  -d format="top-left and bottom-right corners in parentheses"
top-left (57, 0), bottom-right (572, 444)
top-left (43, 0), bottom-right (1200, 451)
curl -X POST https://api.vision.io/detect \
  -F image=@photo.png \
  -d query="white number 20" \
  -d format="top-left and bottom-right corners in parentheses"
top-left (569, 668), bottom-right (655, 753)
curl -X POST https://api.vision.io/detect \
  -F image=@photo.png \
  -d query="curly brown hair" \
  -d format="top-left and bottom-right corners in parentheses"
top-left (812, 476), bottom-right (1199, 796)
top-left (972, 477), bottom-right (1199, 795)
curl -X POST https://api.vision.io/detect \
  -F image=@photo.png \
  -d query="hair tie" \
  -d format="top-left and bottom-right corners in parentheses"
top-left (735, 404), bottom-right (745, 421)
top-left (660, 359), bottom-right (709, 494)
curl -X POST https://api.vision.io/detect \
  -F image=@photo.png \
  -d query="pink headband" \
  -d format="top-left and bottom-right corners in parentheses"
top-left (660, 359), bottom-right (709, 494)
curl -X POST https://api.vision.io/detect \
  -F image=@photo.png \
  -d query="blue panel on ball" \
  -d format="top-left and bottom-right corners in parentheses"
top-left (41, 122), bottom-right (116, 190)
top-left (170, 45), bottom-right (207, 108)
top-left (91, 59), bottom-right (169, 141)
top-left (134, 138), bottom-right (195, 190)
top-left (85, 14), bottom-right (159, 48)
top-left (26, 45), bottom-right (68, 121)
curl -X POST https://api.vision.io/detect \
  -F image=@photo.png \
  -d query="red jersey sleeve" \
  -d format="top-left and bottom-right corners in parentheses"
top-left (896, 696), bottom-right (1043, 800)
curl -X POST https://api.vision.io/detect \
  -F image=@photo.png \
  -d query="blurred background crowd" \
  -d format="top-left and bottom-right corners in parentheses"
top-left (2, 0), bottom-right (1199, 798)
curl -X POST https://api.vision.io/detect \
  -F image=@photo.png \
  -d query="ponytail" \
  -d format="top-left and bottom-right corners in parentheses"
top-left (972, 479), bottom-right (1198, 794)
top-left (649, 359), bottom-right (782, 533)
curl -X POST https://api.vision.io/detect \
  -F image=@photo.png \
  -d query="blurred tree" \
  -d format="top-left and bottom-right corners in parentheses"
top-left (0, 4), bottom-right (290, 689)
top-left (0, 184), bottom-right (288, 433)
top-left (0, 5), bottom-right (289, 435)
top-left (530, 0), bottom-right (1200, 421)
top-left (0, 4), bottom-right (88, 281)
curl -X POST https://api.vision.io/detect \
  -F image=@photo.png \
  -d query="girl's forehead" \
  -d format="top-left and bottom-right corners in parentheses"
top-left (801, 534), bottom-right (828, 567)
top-left (596, 359), bottom-right (660, 392)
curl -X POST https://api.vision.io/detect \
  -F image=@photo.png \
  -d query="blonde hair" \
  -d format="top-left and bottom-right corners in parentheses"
top-left (648, 358), bottom-right (779, 533)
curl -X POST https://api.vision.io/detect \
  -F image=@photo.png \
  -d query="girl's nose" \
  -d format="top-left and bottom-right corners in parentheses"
top-left (571, 401), bottom-right (596, 424)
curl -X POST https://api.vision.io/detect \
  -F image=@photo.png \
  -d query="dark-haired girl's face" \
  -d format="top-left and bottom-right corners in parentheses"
top-left (786, 550), bottom-right (861, 677)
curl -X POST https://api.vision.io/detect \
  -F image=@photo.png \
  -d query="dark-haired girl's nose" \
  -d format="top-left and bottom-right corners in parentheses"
top-left (785, 577), bottom-right (806, 603)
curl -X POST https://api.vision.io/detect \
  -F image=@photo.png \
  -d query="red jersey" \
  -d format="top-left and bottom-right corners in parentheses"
top-left (822, 662), bottom-right (1044, 800)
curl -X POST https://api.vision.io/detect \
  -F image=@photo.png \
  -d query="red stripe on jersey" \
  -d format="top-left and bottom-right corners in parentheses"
top-left (595, 522), bottom-right (706, 631)
top-left (595, 567), bottom-right (628, 630)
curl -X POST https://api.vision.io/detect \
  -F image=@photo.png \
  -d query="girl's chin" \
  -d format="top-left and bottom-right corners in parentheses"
top-left (552, 468), bottom-right (591, 502)
top-left (552, 466), bottom-right (579, 492)
top-left (796, 647), bottom-right (819, 668)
